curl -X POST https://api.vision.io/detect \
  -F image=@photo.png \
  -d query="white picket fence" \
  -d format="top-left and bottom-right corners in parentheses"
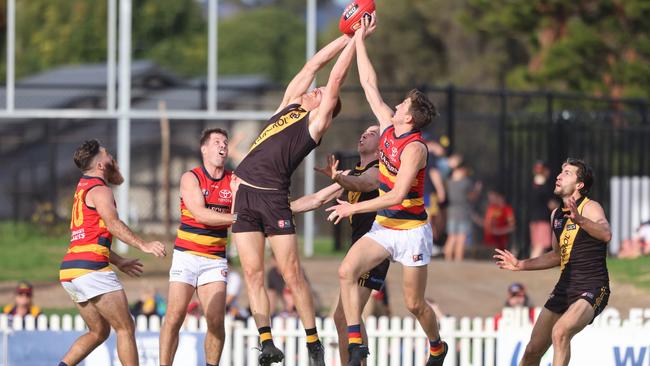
top-left (0, 311), bottom-right (509, 366)
top-left (1, 307), bottom-right (648, 366)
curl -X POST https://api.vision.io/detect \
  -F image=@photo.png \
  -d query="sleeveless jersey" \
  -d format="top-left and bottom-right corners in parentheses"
top-left (347, 160), bottom-right (380, 242)
top-left (235, 104), bottom-right (318, 190)
top-left (175, 167), bottom-right (233, 259)
top-left (376, 126), bottom-right (428, 230)
top-left (60, 176), bottom-right (113, 282)
top-left (552, 196), bottom-right (609, 291)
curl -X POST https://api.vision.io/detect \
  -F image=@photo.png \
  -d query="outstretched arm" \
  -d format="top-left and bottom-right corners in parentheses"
top-left (333, 166), bottom-right (379, 193)
top-left (277, 35), bottom-right (351, 113)
top-left (494, 209), bottom-right (560, 271)
top-left (355, 16), bottom-right (394, 132)
top-left (87, 186), bottom-right (166, 257)
top-left (308, 32), bottom-right (359, 141)
top-left (290, 183), bottom-right (343, 213)
top-left (326, 142), bottom-right (426, 222)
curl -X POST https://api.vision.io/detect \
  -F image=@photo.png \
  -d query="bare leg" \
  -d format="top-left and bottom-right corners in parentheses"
top-left (551, 300), bottom-right (594, 366)
top-left (338, 237), bottom-right (390, 329)
top-left (333, 288), bottom-right (372, 365)
top-left (197, 281), bottom-right (227, 365)
top-left (268, 233), bottom-right (318, 330)
top-left (402, 266), bottom-right (440, 340)
top-left (519, 308), bottom-right (561, 366)
top-left (443, 234), bottom-right (455, 261)
top-left (91, 290), bottom-right (138, 366)
top-left (60, 301), bottom-right (111, 366)
top-left (454, 233), bottom-right (467, 261)
top-left (159, 282), bottom-right (195, 365)
top-left (234, 231), bottom-right (271, 329)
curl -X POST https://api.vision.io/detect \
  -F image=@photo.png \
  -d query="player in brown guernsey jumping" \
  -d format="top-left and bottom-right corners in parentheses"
top-left (494, 158), bottom-right (611, 366)
top-left (58, 140), bottom-right (166, 366)
top-left (159, 128), bottom-right (237, 366)
top-left (291, 124), bottom-right (390, 365)
top-left (326, 16), bottom-right (446, 366)
top-left (231, 16), bottom-right (376, 366)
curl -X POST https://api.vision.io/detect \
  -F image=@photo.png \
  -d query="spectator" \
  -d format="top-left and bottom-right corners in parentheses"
top-left (423, 135), bottom-right (447, 244)
top-left (3, 281), bottom-right (42, 319)
top-left (444, 160), bottom-right (481, 261)
top-left (528, 161), bottom-right (560, 258)
top-left (494, 283), bottom-right (535, 329)
top-left (130, 287), bottom-right (166, 318)
top-left (482, 189), bottom-right (516, 251)
top-left (618, 220), bottom-right (650, 259)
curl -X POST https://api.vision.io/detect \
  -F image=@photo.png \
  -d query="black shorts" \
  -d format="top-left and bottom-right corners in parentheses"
top-left (358, 258), bottom-right (390, 291)
top-left (544, 285), bottom-right (610, 323)
top-left (232, 184), bottom-right (295, 235)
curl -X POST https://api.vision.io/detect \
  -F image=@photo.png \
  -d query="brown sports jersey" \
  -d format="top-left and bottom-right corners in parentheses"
top-left (235, 104), bottom-right (318, 191)
top-left (551, 196), bottom-right (609, 292)
top-left (347, 160), bottom-right (379, 243)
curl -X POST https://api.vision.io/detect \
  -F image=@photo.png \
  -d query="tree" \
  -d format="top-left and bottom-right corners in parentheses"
top-left (463, 0), bottom-right (650, 99)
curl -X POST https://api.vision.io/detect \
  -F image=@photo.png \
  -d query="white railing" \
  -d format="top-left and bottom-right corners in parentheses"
top-left (610, 176), bottom-right (650, 254)
top-left (1, 307), bottom-right (649, 366)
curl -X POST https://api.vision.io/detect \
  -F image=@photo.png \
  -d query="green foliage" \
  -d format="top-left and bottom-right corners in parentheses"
top-left (1, 0), bottom-right (306, 82)
top-left (463, 0), bottom-right (650, 98)
top-left (218, 7), bottom-right (306, 82)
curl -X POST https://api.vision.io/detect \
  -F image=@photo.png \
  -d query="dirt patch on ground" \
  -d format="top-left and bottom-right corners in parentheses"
top-left (1, 258), bottom-right (648, 318)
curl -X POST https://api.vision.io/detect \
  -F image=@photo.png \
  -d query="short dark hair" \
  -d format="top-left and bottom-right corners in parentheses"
top-left (200, 128), bottom-right (229, 146)
top-left (332, 97), bottom-right (342, 119)
top-left (564, 158), bottom-right (594, 196)
top-left (407, 89), bottom-right (439, 129)
top-left (73, 139), bottom-right (101, 172)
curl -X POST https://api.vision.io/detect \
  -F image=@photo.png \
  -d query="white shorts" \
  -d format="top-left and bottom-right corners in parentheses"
top-left (61, 270), bottom-right (123, 303)
top-left (169, 250), bottom-right (228, 287)
top-left (364, 221), bottom-right (433, 267)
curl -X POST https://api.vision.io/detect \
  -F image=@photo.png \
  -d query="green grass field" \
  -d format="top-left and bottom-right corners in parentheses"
top-left (607, 256), bottom-right (650, 290)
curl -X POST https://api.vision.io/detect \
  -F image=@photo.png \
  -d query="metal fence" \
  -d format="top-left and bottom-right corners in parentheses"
top-left (1, 81), bottom-right (649, 254)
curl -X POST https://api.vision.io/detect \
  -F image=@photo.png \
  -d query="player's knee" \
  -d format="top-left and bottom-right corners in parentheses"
top-left (338, 263), bottom-right (355, 283)
top-left (523, 341), bottom-right (545, 360)
top-left (281, 266), bottom-right (303, 289)
top-left (551, 324), bottom-right (570, 345)
top-left (163, 309), bottom-right (187, 330)
top-left (242, 266), bottom-right (264, 287)
top-left (206, 317), bottom-right (225, 338)
top-left (404, 297), bottom-right (426, 316)
top-left (114, 317), bottom-right (135, 335)
top-left (89, 324), bottom-right (111, 344)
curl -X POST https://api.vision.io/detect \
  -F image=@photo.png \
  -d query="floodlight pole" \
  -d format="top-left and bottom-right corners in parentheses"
top-left (207, 0), bottom-right (218, 112)
top-left (303, 0), bottom-right (317, 257)
top-left (115, 0), bottom-right (132, 254)
top-left (6, 0), bottom-right (15, 111)
top-left (107, 0), bottom-right (117, 111)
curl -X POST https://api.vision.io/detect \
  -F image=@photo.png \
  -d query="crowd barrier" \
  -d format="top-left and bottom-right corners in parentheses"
top-left (1, 307), bottom-right (649, 365)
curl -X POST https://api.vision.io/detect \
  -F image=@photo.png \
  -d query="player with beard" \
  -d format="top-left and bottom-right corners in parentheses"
top-left (159, 128), bottom-right (237, 366)
top-left (58, 140), bottom-right (166, 366)
top-left (291, 125), bottom-right (389, 365)
top-left (494, 158), bottom-right (611, 366)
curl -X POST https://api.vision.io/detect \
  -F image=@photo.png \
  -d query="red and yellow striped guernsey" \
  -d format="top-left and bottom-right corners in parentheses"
top-left (60, 176), bottom-right (113, 282)
top-left (376, 126), bottom-right (428, 230)
top-left (175, 167), bottom-right (233, 259)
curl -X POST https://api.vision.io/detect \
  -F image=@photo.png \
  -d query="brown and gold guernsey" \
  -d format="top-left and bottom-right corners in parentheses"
top-left (347, 160), bottom-right (380, 243)
top-left (551, 196), bottom-right (609, 293)
top-left (235, 104), bottom-right (318, 191)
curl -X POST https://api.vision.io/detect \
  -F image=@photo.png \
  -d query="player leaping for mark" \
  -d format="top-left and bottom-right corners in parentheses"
top-left (231, 18), bottom-right (375, 366)
top-left (326, 16), bottom-right (447, 366)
